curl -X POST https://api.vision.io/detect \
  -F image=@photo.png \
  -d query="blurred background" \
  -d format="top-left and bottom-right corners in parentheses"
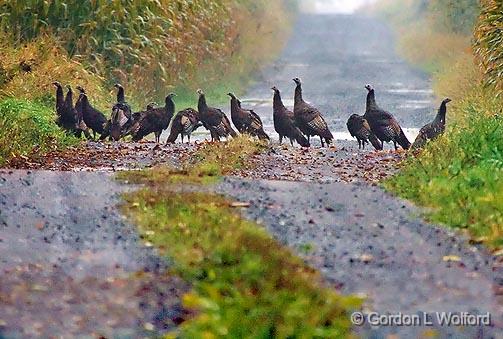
top-left (300, 0), bottom-right (377, 13)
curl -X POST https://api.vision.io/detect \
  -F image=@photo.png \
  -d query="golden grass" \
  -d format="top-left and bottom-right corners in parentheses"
top-left (0, 34), bottom-right (110, 109)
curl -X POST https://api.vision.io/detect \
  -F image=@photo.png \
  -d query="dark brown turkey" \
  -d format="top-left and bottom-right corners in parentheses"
top-left (293, 78), bottom-right (334, 147)
top-left (75, 86), bottom-right (108, 139)
top-left (166, 108), bottom-right (203, 143)
top-left (412, 98), bottom-right (451, 149)
top-left (228, 93), bottom-right (269, 140)
top-left (53, 81), bottom-right (77, 132)
top-left (65, 85), bottom-right (91, 139)
top-left (197, 89), bottom-right (237, 141)
top-left (128, 93), bottom-right (176, 143)
top-left (346, 114), bottom-right (382, 150)
top-left (105, 84), bottom-right (134, 141)
top-left (363, 84), bottom-right (411, 150)
top-left (272, 86), bottom-right (310, 147)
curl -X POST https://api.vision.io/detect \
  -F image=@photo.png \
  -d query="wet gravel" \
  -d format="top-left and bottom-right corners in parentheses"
top-left (0, 170), bottom-right (190, 338)
top-left (217, 178), bottom-right (503, 337)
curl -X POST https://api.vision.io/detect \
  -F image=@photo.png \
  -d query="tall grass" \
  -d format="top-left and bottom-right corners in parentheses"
top-left (474, 0), bottom-right (503, 96)
top-left (0, 0), bottom-right (295, 104)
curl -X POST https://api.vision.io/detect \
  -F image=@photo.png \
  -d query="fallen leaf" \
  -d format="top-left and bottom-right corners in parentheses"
top-left (230, 201), bottom-right (251, 208)
top-left (442, 255), bottom-right (461, 262)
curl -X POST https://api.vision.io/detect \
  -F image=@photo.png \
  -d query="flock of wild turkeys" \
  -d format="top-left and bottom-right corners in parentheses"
top-left (53, 78), bottom-right (450, 150)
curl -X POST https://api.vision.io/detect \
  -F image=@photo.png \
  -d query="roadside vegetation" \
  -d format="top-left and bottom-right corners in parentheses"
top-left (120, 138), bottom-right (360, 337)
top-left (0, 98), bottom-right (76, 165)
top-left (0, 0), bottom-right (295, 164)
top-left (371, 0), bottom-right (503, 249)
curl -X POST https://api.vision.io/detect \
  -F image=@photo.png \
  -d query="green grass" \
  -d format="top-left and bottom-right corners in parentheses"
top-left (120, 136), bottom-right (360, 337)
top-left (385, 93), bottom-right (503, 249)
top-left (122, 188), bottom-right (360, 338)
top-left (0, 98), bottom-right (77, 165)
top-left (373, 0), bottom-right (503, 250)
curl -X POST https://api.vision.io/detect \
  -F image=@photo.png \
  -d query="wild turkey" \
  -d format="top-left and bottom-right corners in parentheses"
top-left (128, 93), bottom-right (176, 143)
top-left (292, 78), bottom-right (334, 147)
top-left (52, 81), bottom-right (77, 132)
top-left (412, 98), bottom-right (451, 149)
top-left (65, 85), bottom-right (91, 139)
top-left (228, 93), bottom-right (269, 140)
top-left (346, 114), bottom-right (382, 150)
top-left (104, 84), bottom-right (134, 141)
top-left (272, 86), bottom-right (310, 147)
top-left (75, 86), bottom-right (108, 139)
top-left (114, 83), bottom-right (126, 103)
top-left (166, 108), bottom-right (203, 143)
top-left (197, 89), bottom-right (237, 141)
top-left (363, 84), bottom-right (411, 150)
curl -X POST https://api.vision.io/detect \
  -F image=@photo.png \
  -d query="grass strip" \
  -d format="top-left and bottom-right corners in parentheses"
top-left (120, 136), bottom-right (360, 337)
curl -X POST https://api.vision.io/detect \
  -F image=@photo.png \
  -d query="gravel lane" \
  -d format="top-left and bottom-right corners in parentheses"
top-left (0, 170), bottom-right (190, 337)
top-left (217, 178), bottom-right (503, 337)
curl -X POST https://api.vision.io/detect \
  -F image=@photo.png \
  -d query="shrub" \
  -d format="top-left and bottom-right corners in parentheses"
top-left (0, 98), bottom-right (76, 164)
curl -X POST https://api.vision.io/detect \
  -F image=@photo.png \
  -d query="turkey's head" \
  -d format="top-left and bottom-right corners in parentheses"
top-left (52, 81), bottom-right (61, 88)
top-left (443, 98), bottom-right (452, 104)
top-left (146, 102), bottom-right (157, 110)
top-left (271, 86), bottom-right (279, 92)
top-left (196, 89), bottom-right (204, 95)
top-left (114, 83), bottom-right (123, 89)
top-left (227, 93), bottom-right (237, 100)
top-left (76, 85), bottom-right (86, 94)
top-left (365, 84), bottom-right (373, 92)
top-left (293, 78), bottom-right (301, 85)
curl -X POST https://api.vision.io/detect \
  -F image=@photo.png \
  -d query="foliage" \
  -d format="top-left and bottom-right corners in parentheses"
top-left (122, 187), bottom-right (360, 338)
top-left (0, 98), bottom-right (76, 165)
top-left (386, 88), bottom-right (503, 249)
top-left (0, 34), bottom-right (110, 110)
top-left (474, 0), bottom-right (503, 96)
top-left (428, 0), bottom-right (480, 34)
top-left (373, 0), bottom-right (503, 249)
top-left (0, 0), bottom-right (294, 104)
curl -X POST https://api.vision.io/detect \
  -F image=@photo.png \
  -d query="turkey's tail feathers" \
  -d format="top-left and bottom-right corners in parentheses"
top-left (368, 132), bottom-right (383, 150)
top-left (293, 127), bottom-right (310, 147)
top-left (397, 128), bottom-right (411, 150)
